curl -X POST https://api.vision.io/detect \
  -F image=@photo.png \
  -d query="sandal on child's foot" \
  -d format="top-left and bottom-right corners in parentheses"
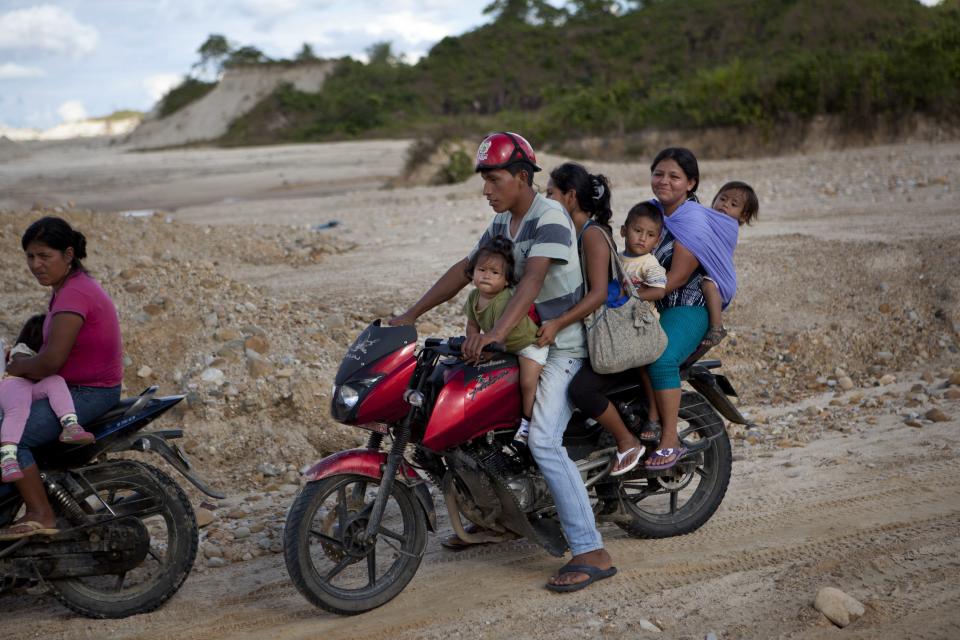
top-left (700, 326), bottom-right (728, 350)
top-left (639, 419), bottom-right (661, 445)
top-left (610, 445), bottom-right (645, 476)
top-left (59, 423), bottom-right (95, 444)
top-left (1, 458), bottom-right (24, 483)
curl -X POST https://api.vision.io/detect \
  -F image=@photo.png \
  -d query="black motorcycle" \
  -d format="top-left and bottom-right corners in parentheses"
top-left (0, 386), bottom-right (223, 618)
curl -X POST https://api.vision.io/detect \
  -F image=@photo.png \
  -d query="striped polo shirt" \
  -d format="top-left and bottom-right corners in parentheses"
top-left (469, 193), bottom-right (587, 358)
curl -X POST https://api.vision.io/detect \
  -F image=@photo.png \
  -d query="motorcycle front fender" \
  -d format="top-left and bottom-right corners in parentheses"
top-left (303, 449), bottom-right (436, 531)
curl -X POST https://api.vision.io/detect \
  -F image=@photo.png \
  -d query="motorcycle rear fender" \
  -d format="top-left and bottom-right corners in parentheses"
top-left (109, 430), bottom-right (226, 499)
top-left (304, 449), bottom-right (436, 531)
top-left (687, 371), bottom-right (748, 425)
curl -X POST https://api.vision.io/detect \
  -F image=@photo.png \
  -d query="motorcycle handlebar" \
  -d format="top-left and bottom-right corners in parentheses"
top-left (425, 337), bottom-right (507, 355)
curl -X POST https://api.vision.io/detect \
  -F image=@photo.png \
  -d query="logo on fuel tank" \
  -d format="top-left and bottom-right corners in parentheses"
top-left (468, 369), bottom-right (517, 400)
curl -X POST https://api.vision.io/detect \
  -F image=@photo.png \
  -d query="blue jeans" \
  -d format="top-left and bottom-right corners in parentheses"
top-left (527, 355), bottom-right (603, 556)
top-left (14, 385), bottom-right (121, 469)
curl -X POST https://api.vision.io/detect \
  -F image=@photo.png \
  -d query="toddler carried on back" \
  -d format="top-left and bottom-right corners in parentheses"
top-left (698, 181), bottom-right (760, 349)
top-left (1, 314), bottom-right (95, 483)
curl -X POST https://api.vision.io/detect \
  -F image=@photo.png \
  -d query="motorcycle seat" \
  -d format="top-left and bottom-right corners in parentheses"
top-left (599, 359), bottom-right (722, 398)
top-left (85, 386), bottom-right (160, 433)
top-left (85, 398), bottom-right (141, 432)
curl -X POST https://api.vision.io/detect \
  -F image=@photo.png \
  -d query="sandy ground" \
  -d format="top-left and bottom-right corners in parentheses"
top-left (1, 137), bottom-right (959, 639)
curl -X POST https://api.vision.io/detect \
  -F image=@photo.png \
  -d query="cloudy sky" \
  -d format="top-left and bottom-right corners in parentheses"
top-left (0, 0), bottom-right (943, 130)
top-left (0, 0), bottom-right (509, 129)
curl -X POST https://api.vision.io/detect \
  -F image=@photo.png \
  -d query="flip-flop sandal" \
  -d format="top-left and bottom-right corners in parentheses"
top-left (545, 564), bottom-right (618, 593)
top-left (610, 445), bottom-right (645, 477)
top-left (440, 532), bottom-right (491, 551)
top-left (0, 520), bottom-right (60, 541)
top-left (439, 523), bottom-right (503, 551)
top-left (699, 326), bottom-right (728, 349)
top-left (644, 446), bottom-right (689, 471)
top-left (639, 419), bottom-right (661, 445)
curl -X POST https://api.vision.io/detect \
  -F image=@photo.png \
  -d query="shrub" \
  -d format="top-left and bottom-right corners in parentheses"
top-left (157, 78), bottom-right (215, 118)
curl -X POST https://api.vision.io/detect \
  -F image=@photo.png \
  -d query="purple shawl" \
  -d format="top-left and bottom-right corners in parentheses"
top-left (656, 199), bottom-right (739, 308)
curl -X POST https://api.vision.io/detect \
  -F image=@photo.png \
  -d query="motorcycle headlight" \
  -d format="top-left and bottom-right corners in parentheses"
top-left (339, 384), bottom-right (361, 409)
top-left (334, 375), bottom-right (384, 411)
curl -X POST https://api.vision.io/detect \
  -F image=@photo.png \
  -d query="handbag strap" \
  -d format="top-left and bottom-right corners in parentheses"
top-left (580, 224), bottom-right (639, 300)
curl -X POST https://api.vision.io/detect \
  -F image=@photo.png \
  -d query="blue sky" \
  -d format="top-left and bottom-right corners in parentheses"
top-left (0, 0), bottom-right (944, 130)
top-left (0, 0), bottom-right (505, 129)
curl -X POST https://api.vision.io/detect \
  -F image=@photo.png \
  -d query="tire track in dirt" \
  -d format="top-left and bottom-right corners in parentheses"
top-left (137, 484), bottom-right (960, 640)
top-left (155, 449), bottom-right (960, 639)
top-left (378, 514), bottom-right (960, 640)
top-left (423, 452), bottom-right (959, 567)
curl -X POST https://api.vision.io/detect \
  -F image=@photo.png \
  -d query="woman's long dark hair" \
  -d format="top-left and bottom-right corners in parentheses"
top-left (21, 216), bottom-right (88, 273)
top-left (650, 147), bottom-right (700, 201)
top-left (549, 162), bottom-right (613, 233)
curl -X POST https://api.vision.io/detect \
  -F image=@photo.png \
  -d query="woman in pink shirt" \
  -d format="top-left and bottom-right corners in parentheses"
top-left (0, 217), bottom-right (123, 540)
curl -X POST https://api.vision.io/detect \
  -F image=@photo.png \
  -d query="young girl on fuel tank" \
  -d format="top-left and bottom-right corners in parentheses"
top-left (463, 236), bottom-right (549, 447)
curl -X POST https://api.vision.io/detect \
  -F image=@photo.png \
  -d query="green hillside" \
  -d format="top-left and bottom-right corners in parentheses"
top-left (218, 0), bottom-right (959, 149)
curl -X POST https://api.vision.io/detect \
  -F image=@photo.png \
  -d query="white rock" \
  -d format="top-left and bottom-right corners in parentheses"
top-left (200, 367), bottom-right (225, 385)
top-left (814, 587), bottom-right (865, 627)
top-left (136, 365), bottom-right (153, 379)
top-left (638, 619), bottom-right (661, 632)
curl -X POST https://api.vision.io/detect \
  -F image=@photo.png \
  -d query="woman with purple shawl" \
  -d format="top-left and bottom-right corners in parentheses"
top-left (642, 148), bottom-right (738, 471)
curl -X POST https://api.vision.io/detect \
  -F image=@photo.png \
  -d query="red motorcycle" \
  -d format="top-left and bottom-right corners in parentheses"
top-left (283, 320), bottom-right (746, 614)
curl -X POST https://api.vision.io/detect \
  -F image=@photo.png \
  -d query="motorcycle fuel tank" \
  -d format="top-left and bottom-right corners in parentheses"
top-left (422, 354), bottom-right (521, 451)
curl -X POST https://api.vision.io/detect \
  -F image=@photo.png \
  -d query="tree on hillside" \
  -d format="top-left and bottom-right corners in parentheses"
top-left (567, 0), bottom-right (621, 18)
top-left (225, 45), bottom-right (271, 67)
top-left (193, 34), bottom-right (232, 77)
top-left (366, 41), bottom-right (399, 66)
top-left (296, 43), bottom-right (319, 61)
top-left (483, 0), bottom-right (565, 24)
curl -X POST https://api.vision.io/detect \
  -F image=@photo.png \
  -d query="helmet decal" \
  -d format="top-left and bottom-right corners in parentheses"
top-left (476, 140), bottom-right (492, 163)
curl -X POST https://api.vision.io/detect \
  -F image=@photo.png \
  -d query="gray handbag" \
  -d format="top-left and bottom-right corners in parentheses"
top-left (581, 229), bottom-right (667, 374)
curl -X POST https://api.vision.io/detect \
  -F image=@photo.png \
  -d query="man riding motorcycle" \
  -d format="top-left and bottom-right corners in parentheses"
top-left (390, 132), bottom-right (616, 592)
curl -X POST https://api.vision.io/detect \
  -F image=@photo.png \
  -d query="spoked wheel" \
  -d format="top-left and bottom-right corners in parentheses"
top-left (49, 462), bottom-right (199, 618)
top-left (283, 473), bottom-right (427, 615)
top-left (614, 392), bottom-right (732, 538)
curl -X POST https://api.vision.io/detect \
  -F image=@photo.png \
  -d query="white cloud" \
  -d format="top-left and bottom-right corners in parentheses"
top-left (239, 0), bottom-right (311, 16)
top-left (364, 11), bottom-right (451, 44)
top-left (0, 5), bottom-right (99, 57)
top-left (144, 73), bottom-right (184, 102)
top-left (57, 100), bottom-right (87, 123)
top-left (0, 62), bottom-right (46, 79)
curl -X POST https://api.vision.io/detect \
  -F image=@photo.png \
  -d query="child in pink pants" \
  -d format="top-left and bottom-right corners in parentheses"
top-left (1, 315), bottom-right (95, 482)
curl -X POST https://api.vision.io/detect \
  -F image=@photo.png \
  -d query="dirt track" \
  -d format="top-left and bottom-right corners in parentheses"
top-left (1, 138), bottom-right (960, 639)
top-left (13, 386), bottom-right (960, 640)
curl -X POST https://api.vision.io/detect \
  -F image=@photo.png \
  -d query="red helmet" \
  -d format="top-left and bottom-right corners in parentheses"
top-left (474, 132), bottom-right (542, 173)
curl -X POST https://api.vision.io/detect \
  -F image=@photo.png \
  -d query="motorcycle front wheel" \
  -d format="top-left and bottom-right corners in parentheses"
top-left (614, 391), bottom-right (733, 538)
top-left (284, 473), bottom-right (427, 615)
top-left (49, 461), bottom-right (199, 618)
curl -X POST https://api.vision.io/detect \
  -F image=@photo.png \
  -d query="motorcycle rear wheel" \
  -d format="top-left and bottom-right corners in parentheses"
top-left (49, 462), bottom-right (199, 618)
top-left (284, 473), bottom-right (427, 615)
top-left (614, 392), bottom-right (732, 538)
